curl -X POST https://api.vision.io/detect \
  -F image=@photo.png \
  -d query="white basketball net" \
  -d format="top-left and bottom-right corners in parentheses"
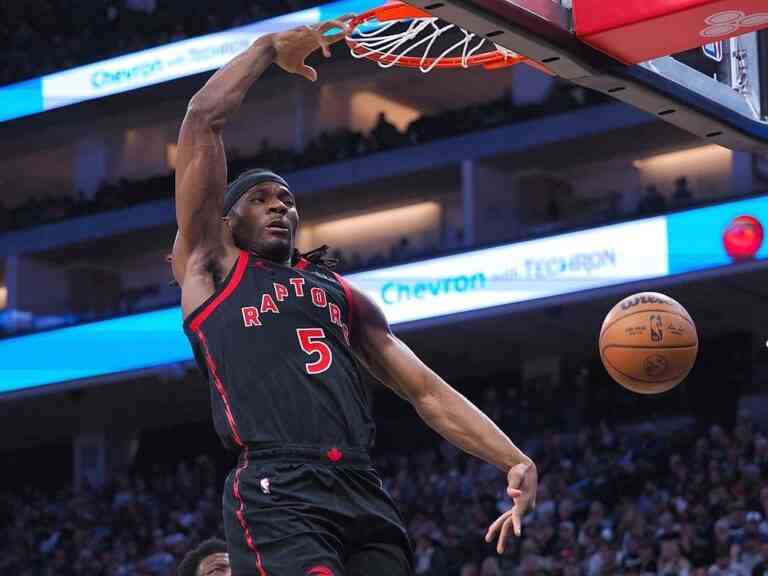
top-left (347, 17), bottom-right (521, 73)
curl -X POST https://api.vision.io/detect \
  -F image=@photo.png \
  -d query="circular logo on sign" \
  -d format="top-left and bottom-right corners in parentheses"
top-left (644, 354), bottom-right (669, 378)
top-left (701, 10), bottom-right (768, 38)
top-left (723, 215), bottom-right (764, 261)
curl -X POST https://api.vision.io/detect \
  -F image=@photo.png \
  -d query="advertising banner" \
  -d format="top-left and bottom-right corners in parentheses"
top-left (347, 217), bottom-right (669, 324)
top-left (0, 0), bottom-right (381, 123)
top-left (1, 196), bottom-right (766, 394)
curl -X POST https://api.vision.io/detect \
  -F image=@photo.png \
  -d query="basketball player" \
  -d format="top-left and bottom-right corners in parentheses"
top-left (173, 18), bottom-right (538, 576)
top-left (178, 539), bottom-right (230, 576)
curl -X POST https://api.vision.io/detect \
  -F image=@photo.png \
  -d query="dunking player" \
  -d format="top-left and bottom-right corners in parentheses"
top-left (173, 17), bottom-right (538, 576)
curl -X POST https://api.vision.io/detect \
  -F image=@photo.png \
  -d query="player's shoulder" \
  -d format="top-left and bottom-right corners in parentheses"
top-left (300, 258), bottom-right (340, 281)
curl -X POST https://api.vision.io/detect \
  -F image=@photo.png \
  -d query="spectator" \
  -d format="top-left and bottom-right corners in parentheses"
top-left (1, 385), bottom-right (767, 575)
top-left (177, 538), bottom-right (229, 576)
top-left (370, 112), bottom-right (404, 150)
top-left (752, 537), bottom-right (768, 575)
top-left (657, 536), bottom-right (692, 576)
top-left (673, 176), bottom-right (694, 207)
top-left (708, 543), bottom-right (750, 576)
top-left (637, 184), bottom-right (667, 214)
top-left (479, 556), bottom-right (500, 576)
top-left (0, 1), bottom-right (331, 85)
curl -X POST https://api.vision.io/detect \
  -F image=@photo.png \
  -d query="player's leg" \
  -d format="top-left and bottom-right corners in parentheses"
top-left (223, 462), bottom-right (346, 576)
top-left (337, 468), bottom-right (415, 576)
top-left (346, 542), bottom-right (414, 576)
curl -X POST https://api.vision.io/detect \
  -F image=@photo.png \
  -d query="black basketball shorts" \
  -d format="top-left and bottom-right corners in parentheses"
top-left (222, 444), bottom-right (414, 576)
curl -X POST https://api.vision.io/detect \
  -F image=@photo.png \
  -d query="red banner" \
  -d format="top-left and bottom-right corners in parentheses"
top-left (573, 0), bottom-right (768, 64)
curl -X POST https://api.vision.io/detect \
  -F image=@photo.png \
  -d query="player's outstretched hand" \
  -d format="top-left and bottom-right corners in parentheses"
top-left (485, 461), bottom-right (538, 553)
top-left (271, 16), bottom-right (354, 82)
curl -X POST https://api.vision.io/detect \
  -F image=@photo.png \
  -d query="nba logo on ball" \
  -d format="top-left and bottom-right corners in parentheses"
top-left (599, 293), bottom-right (698, 395)
top-left (723, 215), bottom-right (763, 261)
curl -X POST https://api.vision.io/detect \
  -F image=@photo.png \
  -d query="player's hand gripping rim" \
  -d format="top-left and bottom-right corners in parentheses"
top-left (485, 461), bottom-right (538, 554)
top-left (272, 16), bottom-right (354, 82)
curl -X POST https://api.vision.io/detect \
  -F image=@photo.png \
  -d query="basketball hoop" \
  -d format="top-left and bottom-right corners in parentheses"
top-left (345, 1), bottom-right (551, 73)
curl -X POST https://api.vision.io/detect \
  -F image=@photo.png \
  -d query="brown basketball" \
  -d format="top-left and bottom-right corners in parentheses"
top-left (599, 292), bottom-right (698, 394)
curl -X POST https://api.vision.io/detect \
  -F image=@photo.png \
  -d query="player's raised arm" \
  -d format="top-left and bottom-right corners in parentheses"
top-left (173, 19), bottom-right (351, 278)
top-left (347, 284), bottom-right (538, 553)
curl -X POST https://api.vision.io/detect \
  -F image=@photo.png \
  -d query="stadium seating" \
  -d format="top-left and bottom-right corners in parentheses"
top-left (2, 417), bottom-right (767, 575)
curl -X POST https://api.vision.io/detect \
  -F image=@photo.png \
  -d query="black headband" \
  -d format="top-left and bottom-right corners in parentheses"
top-left (222, 169), bottom-right (290, 216)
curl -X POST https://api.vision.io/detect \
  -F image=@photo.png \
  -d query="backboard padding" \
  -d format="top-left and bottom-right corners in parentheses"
top-left (404, 0), bottom-right (768, 151)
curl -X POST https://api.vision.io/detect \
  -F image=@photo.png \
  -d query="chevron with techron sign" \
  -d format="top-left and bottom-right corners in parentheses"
top-left (573, 0), bottom-right (768, 64)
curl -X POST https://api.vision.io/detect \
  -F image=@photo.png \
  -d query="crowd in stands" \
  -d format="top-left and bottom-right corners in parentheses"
top-left (2, 411), bottom-right (768, 575)
top-left (0, 86), bottom-right (609, 235)
top-left (0, 0), bottom-right (327, 86)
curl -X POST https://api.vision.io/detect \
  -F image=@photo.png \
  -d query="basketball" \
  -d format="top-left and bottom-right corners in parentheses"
top-left (599, 292), bottom-right (698, 394)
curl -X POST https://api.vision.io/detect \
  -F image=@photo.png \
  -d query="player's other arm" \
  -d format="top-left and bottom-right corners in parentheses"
top-left (348, 285), bottom-right (537, 549)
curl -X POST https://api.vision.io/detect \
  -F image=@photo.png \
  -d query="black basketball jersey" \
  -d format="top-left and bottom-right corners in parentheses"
top-left (183, 250), bottom-right (375, 452)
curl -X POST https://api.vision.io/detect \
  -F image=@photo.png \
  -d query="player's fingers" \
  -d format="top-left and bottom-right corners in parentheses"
top-left (485, 512), bottom-right (508, 542)
top-left (317, 18), bottom-right (352, 35)
top-left (299, 64), bottom-right (318, 82)
top-left (511, 507), bottom-right (522, 538)
top-left (497, 517), bottom-right (513, 554)
top-left (317, 19), bottom-right (352, 43)
top-left (307, 27), bottom-right (332, 57)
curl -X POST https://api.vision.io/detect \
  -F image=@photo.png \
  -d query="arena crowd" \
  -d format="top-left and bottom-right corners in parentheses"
top-left (2, 415), bottom-right (768, 575)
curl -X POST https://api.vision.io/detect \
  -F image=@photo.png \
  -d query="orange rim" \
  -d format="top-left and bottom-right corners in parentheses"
top-left (345, 1), bottom-right (546, 72)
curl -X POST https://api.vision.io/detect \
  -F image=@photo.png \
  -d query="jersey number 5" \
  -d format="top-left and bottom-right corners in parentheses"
top-left (296, 328), bottom-right (333, 375)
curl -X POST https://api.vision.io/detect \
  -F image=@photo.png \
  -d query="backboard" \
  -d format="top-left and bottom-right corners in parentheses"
top-left (404, 0), bottom-right (768, 151)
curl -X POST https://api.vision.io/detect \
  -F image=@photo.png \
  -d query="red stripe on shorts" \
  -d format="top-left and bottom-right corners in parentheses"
top-left (233, 451), bottom-right (268, 576)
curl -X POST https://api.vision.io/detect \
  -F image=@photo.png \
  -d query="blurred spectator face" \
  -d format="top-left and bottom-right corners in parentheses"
top-left (520, 538), bottom-right (540, 560)
top-left (562, 564), bottom-right (580, 576)
top-left (559, 521), bottom-right (576, 544)
top-left (415, 536), bottom-right (431, 552)
top-left (659, 512), bottom-right (675, 532)
top-left (480, 556), bottom-right (500, 576)
top-left (659, 539), bottom-right (680, 561)
top-left (639, 542), bottom-right (655, 562)
top-left (518, 555), bottom-right (540, 576)
top-left (746, 513), bottom-right (761, 536)
top-left (599, 541), bottom-right (616, 562)
top-left (743, 535), bottom-right (760, 554)
top-left (714, 520), bottom-right (730, 543)
top-left (559, 498), bottom-right (575, 522)
top-left (534, 520), bottom-right (554, 545)
top-left (716, 551), bottom-right (730, 569)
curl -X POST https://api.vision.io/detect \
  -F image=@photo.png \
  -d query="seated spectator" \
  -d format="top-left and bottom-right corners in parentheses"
top-left (673, 176), bottom-right (694, 207)
top-left (751, 536), bottom-right (768, 575)
top-left (637, 184), bottom-right (668, 214)
top-left (658, 536), bottom-right (692, 576)
top-left (370, 112), bottom-right (404, 150)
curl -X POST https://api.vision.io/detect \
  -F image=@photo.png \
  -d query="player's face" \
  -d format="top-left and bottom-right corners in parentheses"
top-left (230, 182), bottom-right (299, 264)
top-left (197, 552), bottom-right (230, 576)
